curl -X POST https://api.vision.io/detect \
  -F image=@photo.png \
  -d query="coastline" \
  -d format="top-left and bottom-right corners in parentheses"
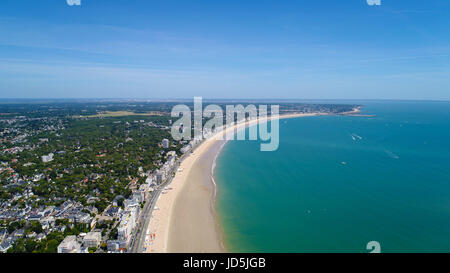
top-left (144, 109), bottom-right (359, 253)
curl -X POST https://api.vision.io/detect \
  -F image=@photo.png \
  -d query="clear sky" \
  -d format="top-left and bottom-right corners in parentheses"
top-left (1, 0), bottom-right (450, 100)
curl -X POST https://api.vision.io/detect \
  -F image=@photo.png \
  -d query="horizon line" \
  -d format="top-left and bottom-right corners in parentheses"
top-left (0, 98), bottom-right (449, 103)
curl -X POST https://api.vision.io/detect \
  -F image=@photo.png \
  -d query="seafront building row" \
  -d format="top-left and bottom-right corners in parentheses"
top-left (56, 146), bottom-right (181, 253)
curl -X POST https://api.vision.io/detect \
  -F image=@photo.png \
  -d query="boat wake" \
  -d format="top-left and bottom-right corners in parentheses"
top-left (350, 133), bottom-right (363, 141)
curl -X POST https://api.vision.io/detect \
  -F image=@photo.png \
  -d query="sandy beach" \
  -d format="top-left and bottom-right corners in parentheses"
top-left (144, 111), bottom-right (338, 253)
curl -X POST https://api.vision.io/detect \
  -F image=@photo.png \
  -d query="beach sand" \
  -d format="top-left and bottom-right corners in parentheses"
top-left (144, 112), bottom-right (340, 253)
top-left (167, 139), bottom-right (226, 252)
top-left (145, 134), bottom-right (226, 252)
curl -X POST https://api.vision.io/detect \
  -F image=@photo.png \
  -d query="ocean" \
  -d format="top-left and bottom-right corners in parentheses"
top-left (214, 101), bottom-right (450, 253)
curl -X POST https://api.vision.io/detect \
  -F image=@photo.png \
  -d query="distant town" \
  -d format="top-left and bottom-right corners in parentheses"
top-left (0, 100), bottom-right (357, 253)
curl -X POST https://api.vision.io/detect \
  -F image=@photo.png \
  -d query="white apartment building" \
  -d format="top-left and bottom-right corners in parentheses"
top-left (41, 153), bottom-right (54, 163)
top-left (83, 231), bottom-right (102, 248)
top-left (57, 235), bottom-right (82, 253)
top-left (162, 139), bottom-right (169, 149)
top-left (156, 171), bottom-right (165, 184)
top-left (117, 206), bottom-right (139, 245)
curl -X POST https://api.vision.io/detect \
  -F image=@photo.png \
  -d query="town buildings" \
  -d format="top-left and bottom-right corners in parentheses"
top-left (83, 231), bottom-right (102, 248)
top-left (41, 153), bottom-right (54, 163)
top-left (162, 139), bottom-right (169, 149)
top-left (57, 235), bottom-right (85, 253)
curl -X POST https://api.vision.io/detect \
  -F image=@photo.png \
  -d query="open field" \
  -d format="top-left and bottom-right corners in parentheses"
top-left (73, 111), bottom-right (167, 118)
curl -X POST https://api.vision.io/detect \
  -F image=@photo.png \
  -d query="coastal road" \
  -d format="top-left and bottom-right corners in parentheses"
top-left (128, 146), bottom-right (198, 253)
top-left (129, 183), bottom-right (163, 253)
top-left (129, 167), bottom-right (179, 253)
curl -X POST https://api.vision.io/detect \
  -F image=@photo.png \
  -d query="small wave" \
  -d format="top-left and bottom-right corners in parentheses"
top-left (211, 141), bottom-right (227, 199)
top-left (385, 150), bottom-right (400, 159)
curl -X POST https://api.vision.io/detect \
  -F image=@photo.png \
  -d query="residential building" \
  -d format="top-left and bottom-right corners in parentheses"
top-left (162, 139), bottom-right (169, 149)
top-left (117, 206), bottom-right (139, 246)
top-left (57, 235), bottom-right (82, 253)
top-left (83, 232), bottom-right (102, 248)
top-left (41, 153), bottom-right (54, 163)
top-left (156, 171), bottom-right (165, 184)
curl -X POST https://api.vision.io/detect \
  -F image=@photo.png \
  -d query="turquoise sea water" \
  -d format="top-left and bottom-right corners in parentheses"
top-left (214, 101), bottom-right (450, 253)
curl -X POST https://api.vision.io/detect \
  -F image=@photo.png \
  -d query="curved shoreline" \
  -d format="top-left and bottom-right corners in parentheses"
top-left (211, 140), bottom-right (227, 200)
top-left (145, 110), bottom-right (360, 253)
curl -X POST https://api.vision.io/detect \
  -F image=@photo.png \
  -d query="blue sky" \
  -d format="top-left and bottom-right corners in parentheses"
top-left (1, 0), bottom-right (450, 99)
